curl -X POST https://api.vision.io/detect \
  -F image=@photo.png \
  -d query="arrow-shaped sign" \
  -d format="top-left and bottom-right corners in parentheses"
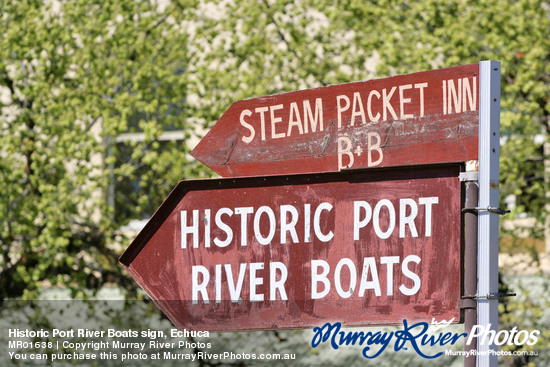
top-left (119, 165), bottom-right (461, 331)
top-left (191, 64), bottom-right (479, 177)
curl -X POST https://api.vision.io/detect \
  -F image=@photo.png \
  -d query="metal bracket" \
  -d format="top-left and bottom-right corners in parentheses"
top-left (462, 292), bottom-right (516, 301)
top-left (459, 171), bottom-right (479, 182)
top-left (462, 206), bottom-right (511, 215)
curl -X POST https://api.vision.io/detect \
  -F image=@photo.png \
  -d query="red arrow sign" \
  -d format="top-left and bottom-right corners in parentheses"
top-left (191, 64), bottom-right (479, 177)
top-left (119, 165), bottom-right (461, 331)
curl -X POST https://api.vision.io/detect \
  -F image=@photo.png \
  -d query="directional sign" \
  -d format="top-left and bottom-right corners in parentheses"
top-left (191, 64), bottom-right (479, 177)
top-left (119, 165), bottom-right (461, 331)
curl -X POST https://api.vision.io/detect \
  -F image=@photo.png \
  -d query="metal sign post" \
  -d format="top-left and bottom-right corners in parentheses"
top-left (461, 173), bottom-right (479, 367)
top-left (477, 60), bottom-right (501, 366)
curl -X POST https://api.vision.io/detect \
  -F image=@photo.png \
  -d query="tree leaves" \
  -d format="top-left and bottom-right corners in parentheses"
top-left (0, 0), bottom-right (197, 300)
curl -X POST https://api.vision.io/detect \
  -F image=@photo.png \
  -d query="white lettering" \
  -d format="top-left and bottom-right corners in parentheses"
top-left (334, 258), bottom-right (357, 298)
top-left (399, 84), bottom-right (413, 119)
top-left (287, 102), bottom-right (303, 137)
top-left (367, 132), bottom-right (383, 167)
top-left (311, 260), bottom-right (330, 299)
top-left (336, 95), bottom-right (350, 128)
top-left (381, 256), bottom-right (400, 296)
top-left (337, 136), bottom-right (354, 170)
top-left (235, 207), bottom-right (253, 246)
top-left (359, 257), bottom-right (381, 297)
top-left (192, 265), bottom-right (210, 304)
top-left (304, 98), bottom-right (323, 133)
top-left (254, 206), bottom-right (276, 245)
top-left (226, 263), bottom-right (247, 302)
top-left (353, 201), bottom-right (372, 240)
top-left (214, 208), bottom-right (233, 248)
top-left (280, 204), bottom-right (299, 244)
top-left (351, 92), bottom-right (366, 125)
top-left (314, 202), bottom-right (334, 242)
top-left (447, 79), bottom-right (462, 114)
top-left (270, 104), bottom-right (285, 139)
top-left (419, 197), bottom-right (438, 237)
top-left (382, 87), bottom-right (398, 120)
top-left (255, 106), bottom-right (269, 141)
top-left (414, 82), bottom-right (427, 117)
top-left (399, 198), bottom-right (418, 238)
top-left (239, 109), bottom-right (254, 143)
top-left (373, 199), bottom-right (396, 239)
top-left (249, 262), bottom-right (264, 302)
top-left (181, 210), bottom-right (199, 249)
top-left (367, 90), bottom-right (381, 122)
top-left (270, 262), bottom-right (288, 301)
top-left (399, 255), bottom-right (421, 296)
top-left (462, 77), bottom-right (477, 112)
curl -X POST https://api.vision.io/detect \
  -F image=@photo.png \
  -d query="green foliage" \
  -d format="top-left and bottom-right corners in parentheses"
top-left (0, 0), bottom-right (206, 300)
top-left (499, 275), bottom-right (550, 366)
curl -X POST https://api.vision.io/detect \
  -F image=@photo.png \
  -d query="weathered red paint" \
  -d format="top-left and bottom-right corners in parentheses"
top-left (120, 165), bottom-right (462, 331)
top-left (191, 64), bottom-right (479, 177)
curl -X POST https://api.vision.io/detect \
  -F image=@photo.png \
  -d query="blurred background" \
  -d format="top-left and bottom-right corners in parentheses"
top-left (1, 0), bottom-right (549, 365)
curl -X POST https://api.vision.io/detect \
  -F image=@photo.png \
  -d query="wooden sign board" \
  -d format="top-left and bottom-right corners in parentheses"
top-left (191, 64), bottom-right (479, 177)
top-left (119, 165), bottom-right (462, 331)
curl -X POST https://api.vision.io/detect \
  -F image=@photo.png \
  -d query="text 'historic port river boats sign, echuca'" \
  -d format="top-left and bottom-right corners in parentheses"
top-left (191, 64), bottom-right (479, 177)
top-left (120, 63), bottom-right (485, 332)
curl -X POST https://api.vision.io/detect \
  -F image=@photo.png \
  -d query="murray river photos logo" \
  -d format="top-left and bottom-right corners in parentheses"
top-left (311, 319), bottom-right (540, 359)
